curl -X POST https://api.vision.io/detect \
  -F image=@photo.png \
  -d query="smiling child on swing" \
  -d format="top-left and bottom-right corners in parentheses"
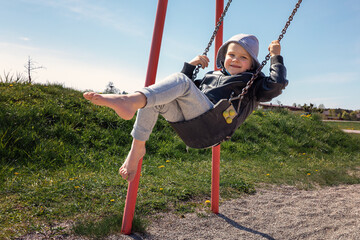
top-left (83, 33), bottom-right (287, 182)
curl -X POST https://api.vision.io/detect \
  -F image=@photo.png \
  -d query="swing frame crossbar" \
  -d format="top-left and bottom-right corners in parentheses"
top-left (121, 0), bottom-right (303, 234)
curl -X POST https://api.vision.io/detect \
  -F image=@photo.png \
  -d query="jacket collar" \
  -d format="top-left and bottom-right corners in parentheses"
top-left (221, 68), bottom-right (257, 76)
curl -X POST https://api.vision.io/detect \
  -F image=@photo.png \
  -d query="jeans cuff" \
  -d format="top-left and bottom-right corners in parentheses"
top-left (131, 127), bottom-right (150, 142)
top-left (136, 88), bottom-right (155, 108)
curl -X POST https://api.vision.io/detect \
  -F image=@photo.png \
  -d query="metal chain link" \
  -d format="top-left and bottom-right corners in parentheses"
top-left (192, 0), bottom-right (233, 80)
top-left (231, 0), bottom-right (303, 112)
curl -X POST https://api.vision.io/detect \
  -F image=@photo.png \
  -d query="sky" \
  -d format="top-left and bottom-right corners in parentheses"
top-left (1, 0), bottom-right (359, 110)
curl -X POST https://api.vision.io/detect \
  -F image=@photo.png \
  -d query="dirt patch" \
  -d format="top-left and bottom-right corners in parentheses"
top-left (342, 129), bottom-right (360, 134)
top-left (19, 184), bottom-right (360, 239)
top-left (133, 184), bottom-right (360, 240)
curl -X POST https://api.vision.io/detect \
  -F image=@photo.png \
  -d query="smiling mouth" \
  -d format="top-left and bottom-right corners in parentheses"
top-left (230, 65), bottom-right (241, 68)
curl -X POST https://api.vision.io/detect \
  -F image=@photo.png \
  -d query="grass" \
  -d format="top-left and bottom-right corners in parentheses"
top-left (0, 70), bottom-right (26, 83)
top-left (324, 120), bottom-right (360, 131)
top-left (1, 82), bottom-right (360, 239)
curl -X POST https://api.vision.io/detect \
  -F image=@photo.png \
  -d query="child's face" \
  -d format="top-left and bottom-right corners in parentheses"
top-left (224, 43), bottom-right (253, 75)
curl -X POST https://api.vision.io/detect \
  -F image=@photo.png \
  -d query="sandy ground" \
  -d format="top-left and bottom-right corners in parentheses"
top-left (19, 184), bottom-right (360, 239)
top-left (342, 129), bottom-right (360, 134)
top-left (115, 184), bottom-right (360, 240)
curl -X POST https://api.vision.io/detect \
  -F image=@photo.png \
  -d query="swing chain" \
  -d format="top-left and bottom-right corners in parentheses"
top-left (192, 0), bottom-right (233, 80)
top-left (278, 0), bottom-right (302, 41)
top-left (231, 0), bottom-right (303, 113)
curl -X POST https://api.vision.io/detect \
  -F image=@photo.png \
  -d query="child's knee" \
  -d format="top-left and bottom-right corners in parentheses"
top-left (172, 73), bottom-right (193, 90)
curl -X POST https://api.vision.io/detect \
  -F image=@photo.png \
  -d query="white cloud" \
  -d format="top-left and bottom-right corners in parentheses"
top-left (19, 37), bottom-right (30, 41)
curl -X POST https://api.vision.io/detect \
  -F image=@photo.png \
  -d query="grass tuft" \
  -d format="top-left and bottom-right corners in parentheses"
top-left (72, 214), bottom-right (146, 239)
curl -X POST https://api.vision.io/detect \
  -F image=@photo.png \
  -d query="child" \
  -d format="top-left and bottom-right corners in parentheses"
top-left (83, 34), bottom-right (288, 182)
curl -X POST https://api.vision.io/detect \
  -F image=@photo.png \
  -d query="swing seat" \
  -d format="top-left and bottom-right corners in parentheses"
top-left (168, 99), bottom-right (240, 149)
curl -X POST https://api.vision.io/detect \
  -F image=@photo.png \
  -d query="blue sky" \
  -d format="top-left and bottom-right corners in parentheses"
top-left (1, 0), bottom-right (359, 110)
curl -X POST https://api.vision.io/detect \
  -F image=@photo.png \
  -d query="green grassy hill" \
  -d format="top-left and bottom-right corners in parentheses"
top-left (1, 82), bottom-right (360, 238)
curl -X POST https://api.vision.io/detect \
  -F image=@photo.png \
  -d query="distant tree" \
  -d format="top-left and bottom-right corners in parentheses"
top-left (341, 111), bottom-right (350, 120)
top-left (349, 111), bottom-right (357, 121)
top-left (104, 82), bottom-right (120, 94)
top-left (24, 56), bottom-right (45, 83)
top-left (318, 104), bottom-right (325, 109)
top-left (309, 103), bottom-right (317, 112)
top-left (302, 103), bottom-right (310, 112)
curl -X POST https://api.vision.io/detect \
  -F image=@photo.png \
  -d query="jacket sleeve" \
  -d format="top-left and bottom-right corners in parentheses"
top-left (254, 55), bottom-right (288, 102)
top-left (181, 62), bottom-right (202, 87)
top-left (181, 62), bottom-right (196, 79)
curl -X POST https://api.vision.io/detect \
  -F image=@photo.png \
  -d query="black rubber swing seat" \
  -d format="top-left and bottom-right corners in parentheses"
top-left (167, 99), bottom-right (240, 149)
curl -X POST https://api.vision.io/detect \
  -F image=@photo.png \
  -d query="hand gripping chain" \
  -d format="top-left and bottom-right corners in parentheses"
top-left (230, 0), bottom-right (303, 113)
top-left (192, 0), bottom-right (233, 80)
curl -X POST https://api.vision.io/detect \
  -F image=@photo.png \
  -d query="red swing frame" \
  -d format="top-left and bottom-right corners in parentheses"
top-left (121, 0), bottom-right (224, 234)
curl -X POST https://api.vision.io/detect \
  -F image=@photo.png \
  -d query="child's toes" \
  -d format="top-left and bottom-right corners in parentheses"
top-left (118, 167), bottom-right (127, 178)
top-left (83, 92), bottom-right (95, 100)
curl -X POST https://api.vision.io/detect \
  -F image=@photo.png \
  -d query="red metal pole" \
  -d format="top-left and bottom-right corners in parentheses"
top-left (211, 0), bottom-right (224, 214)
top-left (121, 0), bottom-right (168, 235)
top-left (144, 0), bottom-right (168, 87)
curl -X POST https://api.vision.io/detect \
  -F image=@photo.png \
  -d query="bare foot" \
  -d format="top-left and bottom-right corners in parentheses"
top-left (83, 92), bottom-right (146, 120)
top-left (119, 139), bottom-right (146, 182)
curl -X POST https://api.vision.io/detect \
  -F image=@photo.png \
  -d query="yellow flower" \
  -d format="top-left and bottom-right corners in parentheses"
top-left (110, 199), bottom-right (115, 202)
top-left (266, 173), bottom-right (270, 176)
top-left (166, 160), bottom-right (171, 163)
top-left (9, 84), bottom-right (13, 87)
top-left (14, 172), bottom-right (19, 175)
top-left (158, 165), bottom-right (165, 168)
top-left (159, 188), bottom-right (163, 191)
top-left (307, 173), bottom-right (311, 176)
top-left (69, 178), bottom-right (74, 181)
top-left (205, 200), bottom-right (211, 204)
top-left (74, 186), bottom-right (80, 189)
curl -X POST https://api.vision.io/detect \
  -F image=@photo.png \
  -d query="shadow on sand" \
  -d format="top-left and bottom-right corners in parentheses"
top-left (218, 213), bottom-right (276, 240)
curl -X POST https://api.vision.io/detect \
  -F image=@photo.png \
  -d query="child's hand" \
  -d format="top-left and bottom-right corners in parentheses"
top-left (189, 55), bottom-right (210, 69)
top-left (268, 40), bottom-right (281, 56)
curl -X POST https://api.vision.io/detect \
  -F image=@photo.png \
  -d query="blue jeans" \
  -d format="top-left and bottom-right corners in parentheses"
top-left (131, 73), bottom-right (214, 141)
